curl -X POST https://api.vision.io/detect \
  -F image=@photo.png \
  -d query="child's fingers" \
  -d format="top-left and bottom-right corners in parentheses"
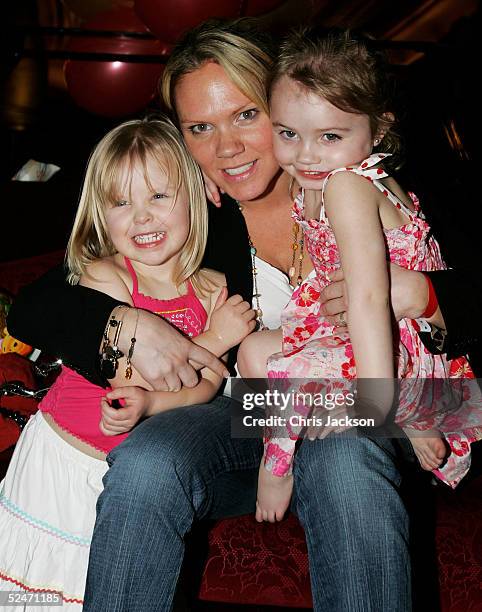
top-left (255, 502), bottom-right (264, 523)
top-left (101, 411), bottom-right (132, 430)
top-left (233, 300), bottom-right (253, 314)
top-left (99, 419), bottom-right (128, 436)
top-left (105, 387), bottom-right (135, 401)
top-left (101, 399), bottom-right (132, 421)
top-left (225, 294), bottom-right (243, 306)
top-left (101, 412), bottom-right (134, 429)
top-left (99, 420), bottom-right (115, 436)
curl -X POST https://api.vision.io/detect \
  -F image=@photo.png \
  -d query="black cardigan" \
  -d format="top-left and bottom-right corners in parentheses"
top-left (8, 195), bottom-right (253, 386)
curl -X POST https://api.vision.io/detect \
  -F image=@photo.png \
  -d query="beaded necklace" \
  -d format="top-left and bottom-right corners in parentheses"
top-left (237, 201), bottom-right (304, 330)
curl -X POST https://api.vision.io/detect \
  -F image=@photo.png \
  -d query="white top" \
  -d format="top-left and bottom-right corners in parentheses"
top-left (223, 255), bottom-right (315, 395)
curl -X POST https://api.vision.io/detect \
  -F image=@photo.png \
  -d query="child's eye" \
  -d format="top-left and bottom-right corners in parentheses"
top-left (189, 123), bottom-right (212, 135)
top-left (323, 133), bottom-right (341, 142)
top-left (279, 129), bottom-right (298, 140)
top-left (113, 199), bottom-right (129, 207)
top-left (238, 109), bottom-right (258, 121)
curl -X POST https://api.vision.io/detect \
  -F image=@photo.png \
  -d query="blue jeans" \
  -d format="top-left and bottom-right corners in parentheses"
top-left (84, 396), bottom-right (411, 611)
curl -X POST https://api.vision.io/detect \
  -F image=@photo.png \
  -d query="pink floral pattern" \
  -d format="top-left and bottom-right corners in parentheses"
top-left (265, 154), bottom-right (482, 487)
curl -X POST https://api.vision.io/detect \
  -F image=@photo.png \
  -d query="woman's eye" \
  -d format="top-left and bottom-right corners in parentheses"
top-left (189, 123), bottom-right (211, 135)
top-left (152, 193), bottom-right (167, 200)
top-left (239, 109), bottom-right (258, 121)
top-left (323, 133), bottom-right (341, 142)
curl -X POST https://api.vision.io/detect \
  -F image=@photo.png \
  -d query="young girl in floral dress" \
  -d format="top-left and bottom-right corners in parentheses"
top-left (237, 28), bottom-right (482, 522)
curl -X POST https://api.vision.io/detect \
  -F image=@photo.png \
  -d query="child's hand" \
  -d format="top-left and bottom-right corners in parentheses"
top-left (304, 403), bottom-right (355, 440)
top-left (255, 463), bottom-right (293, 523)
top-left (209, 288), bottom-right (256, 348)
top-left (99, 386), bottom-right (150, 436)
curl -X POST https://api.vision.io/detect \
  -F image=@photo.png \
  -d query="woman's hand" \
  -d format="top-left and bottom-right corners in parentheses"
top-left (118, 309), bottom-right (230, 392)
top-left (100, 386), bottom-right (152, 436)
top-left (202, 170), bottom-right (223, 207)
top-left (319, 264), bottom-right (434, 323)
top-left (208, 288), bottom-right (257, 349)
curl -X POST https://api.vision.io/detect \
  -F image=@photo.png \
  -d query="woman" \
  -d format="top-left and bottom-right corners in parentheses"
top-left (7, 18), bottom-right (454, 612)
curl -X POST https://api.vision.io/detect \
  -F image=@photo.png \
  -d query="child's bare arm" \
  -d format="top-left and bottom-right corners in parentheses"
top-left (324, 172), bottom-right (394, 418)
top-left (102, 272), bottom-right (255, 431)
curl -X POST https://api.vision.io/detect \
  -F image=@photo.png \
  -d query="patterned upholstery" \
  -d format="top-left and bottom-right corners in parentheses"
top-left (199, 476), bottom-right (482, 610)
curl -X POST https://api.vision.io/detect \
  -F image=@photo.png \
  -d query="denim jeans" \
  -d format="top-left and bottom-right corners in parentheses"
top-left (84, 396), bottom-right (411, 611)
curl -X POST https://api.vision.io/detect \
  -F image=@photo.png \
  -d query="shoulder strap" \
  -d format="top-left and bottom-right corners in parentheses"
top-left (321, 154), bottom-right (416, 223)
top-left (123, 257), bottom-right (139, 296)
top-left (186, 278), bottom-right (195, 296)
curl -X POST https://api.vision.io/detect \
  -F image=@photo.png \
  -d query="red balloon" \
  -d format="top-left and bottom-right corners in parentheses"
top-left (135, 0), bottom-right (241, 44)
top-left (64, 8), bottom-right (170, 117)
top-left (244, 0), bottom-right (285, 16)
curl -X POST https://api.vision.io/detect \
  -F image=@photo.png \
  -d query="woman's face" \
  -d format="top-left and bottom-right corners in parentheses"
top-left (174, 61), bottom-right (281, 202)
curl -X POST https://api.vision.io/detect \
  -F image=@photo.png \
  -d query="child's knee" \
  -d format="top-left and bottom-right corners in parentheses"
top-left (238, 334), bottom-right (266, 378)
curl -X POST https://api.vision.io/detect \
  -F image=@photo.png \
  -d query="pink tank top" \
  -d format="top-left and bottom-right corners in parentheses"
top-left (39, 259), bottom-right (208, 453)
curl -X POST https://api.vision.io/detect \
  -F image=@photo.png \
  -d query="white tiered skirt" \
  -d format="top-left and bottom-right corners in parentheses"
top-left (0, 411), bottom-right (108, 610)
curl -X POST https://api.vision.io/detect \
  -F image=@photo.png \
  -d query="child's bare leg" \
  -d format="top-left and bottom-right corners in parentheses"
top-left (403, 427), bottom-right (447, 471)
top-left (238, 329), bottom-right (283, 378)
top-left (256, 462), bottom-right (293, 523)
top-left (239, 330), bottom-right (294, 521)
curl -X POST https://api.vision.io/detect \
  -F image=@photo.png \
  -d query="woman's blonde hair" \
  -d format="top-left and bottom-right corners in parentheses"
top-left (66, 117), bottom-right (208, 292)
top-left (161, 18), bottom-right (275, 118)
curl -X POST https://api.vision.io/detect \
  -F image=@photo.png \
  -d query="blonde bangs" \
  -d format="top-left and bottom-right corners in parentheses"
top-left (66, 117), bottom-right (210, 293)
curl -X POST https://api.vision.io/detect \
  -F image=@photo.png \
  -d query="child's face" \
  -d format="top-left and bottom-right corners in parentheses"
top-left (270, 76), bottom-right (375, 190)
top-left (104, 155), bottom-right (190, 272)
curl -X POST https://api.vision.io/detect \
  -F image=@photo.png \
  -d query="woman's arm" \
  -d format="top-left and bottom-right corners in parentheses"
top-left (7, 264), bottom-right (122, 385)
top-left (324, 172), bottom-right (394, 416)
top-left (426, 268), bottom-right (482, 359)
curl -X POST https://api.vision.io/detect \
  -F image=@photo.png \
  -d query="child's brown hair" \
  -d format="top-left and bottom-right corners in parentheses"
top-left (270, 28), bottom-right (402, 167)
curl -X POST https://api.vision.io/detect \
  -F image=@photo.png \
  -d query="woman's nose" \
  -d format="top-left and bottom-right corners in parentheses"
top-left (216, 128), bottom-right (245, 158)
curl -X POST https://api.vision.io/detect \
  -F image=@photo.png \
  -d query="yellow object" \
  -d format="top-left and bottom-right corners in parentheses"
top-left (1, 329), bottom-right (33, 356)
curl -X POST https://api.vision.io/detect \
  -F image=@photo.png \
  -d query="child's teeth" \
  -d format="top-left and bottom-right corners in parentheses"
top-left (134, 232), bottom-right (164, 244)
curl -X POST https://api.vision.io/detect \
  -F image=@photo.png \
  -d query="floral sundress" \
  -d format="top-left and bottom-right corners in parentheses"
top-left (265, 154), bottom-right (482, 488)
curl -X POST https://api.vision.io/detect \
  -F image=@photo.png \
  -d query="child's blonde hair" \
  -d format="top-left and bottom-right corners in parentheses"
top-left (66, 117), bottom-right (208, 291)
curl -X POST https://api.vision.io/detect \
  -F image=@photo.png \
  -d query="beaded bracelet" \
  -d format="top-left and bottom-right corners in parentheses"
top-left (124, 308), bottom-right (139, 380)
top-left (99, 305), bottom-right (129, 379)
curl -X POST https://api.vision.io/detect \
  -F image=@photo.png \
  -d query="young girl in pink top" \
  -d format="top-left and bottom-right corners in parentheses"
top-left (0, 118), bottom-right (255, 607)
top-left (238, 28), bottom-right (482, 522)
